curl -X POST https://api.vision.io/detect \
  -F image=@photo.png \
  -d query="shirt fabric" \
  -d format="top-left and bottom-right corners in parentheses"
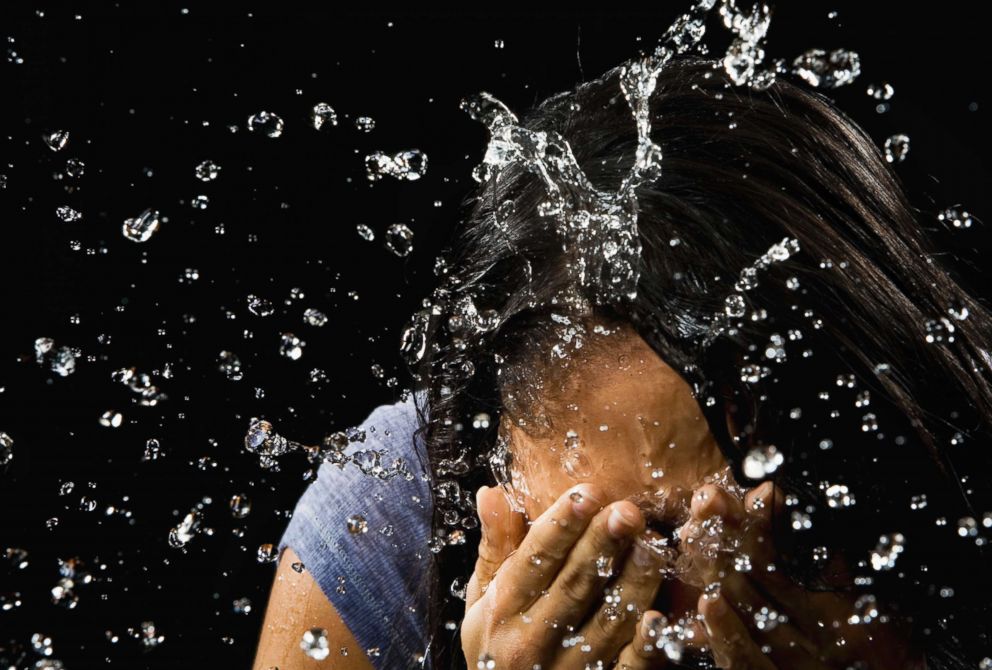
top-left (279, 391), bottom-right (434, 669)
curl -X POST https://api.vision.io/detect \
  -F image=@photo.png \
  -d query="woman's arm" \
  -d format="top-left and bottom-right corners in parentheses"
top-left (252, 547), bottom-right (376, 670)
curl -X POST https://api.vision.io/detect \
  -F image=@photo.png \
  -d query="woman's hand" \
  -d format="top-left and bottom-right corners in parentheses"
top-left (678, 479), bottom-right (924, 670)
top-left (462, 483), bottom-right (675, 669)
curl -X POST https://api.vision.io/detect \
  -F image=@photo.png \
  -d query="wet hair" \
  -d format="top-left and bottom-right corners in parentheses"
top-left (406, 54), bottom-right (992, 670)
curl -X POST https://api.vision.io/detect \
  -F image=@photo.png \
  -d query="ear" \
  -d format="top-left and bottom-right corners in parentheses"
top-left (721, 380), bottom-right (751, 447)
top-left (725, 402), bottom-right (739, 441)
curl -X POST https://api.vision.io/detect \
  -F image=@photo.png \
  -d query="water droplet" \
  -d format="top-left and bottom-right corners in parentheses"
top-left (168, 511), bottom-right (200, 548)
top-left (883, 133), bottom-right (910, 164)
top-left (122, 208), bottom-right (161, 243)
top-left (141, 437), bottom-right (163, 461)
top-left (65, 157), bottom-right (85, 177)
top-left (247, 111), bottom-right (284, 138)
top-left (0, 432), bottom-right (13, 467)
top-left (56, 206), bottom-right (82, 222)
top-left (311, 102), bottom-right (338, 130)
top-left (354, 116), bottom-right (375, 132)
top-left (229, 494), bottom-right (251, 519)
top-left (384, 223), bottom-right (414, 257)
top-left (256, 543), bottom-right (278, 563)
top-left (303, 308), bottom-right (328, 327)
top-left (300, 628), bottom-right (330, 660)
top-left (279, 333), bottom-right (305, 360)
top-left (98, 411), bottom-right (123, 428)
top-left (742, 444), bottom-right (783, 479)
top-left (50, 347), bottom-right (77, 377)
top-left (724, 293), bottom-right (746, 317)
top-left (217, 351), bottom-right (243, 380)
top-left (247, 294), bottom-right (274, 317)
top-left (346, 514), bottom-right (368, 535)
top-left (194, 160), bottom-right (221, 182)
top-left (44, 130), bottom-right (70, 151)
top-left (356, 224), bottom-right (375, 241)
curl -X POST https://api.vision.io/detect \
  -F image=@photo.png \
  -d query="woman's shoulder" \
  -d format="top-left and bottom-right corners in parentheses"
top-left (278, 390), bottom-right (433, 669)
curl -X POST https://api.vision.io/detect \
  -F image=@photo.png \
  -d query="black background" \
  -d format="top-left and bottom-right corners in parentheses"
top-left (1, 3), bottom-right (990, 668)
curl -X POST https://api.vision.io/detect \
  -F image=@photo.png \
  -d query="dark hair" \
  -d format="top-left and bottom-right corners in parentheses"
top-left (404, 54), bottom-right (992, 670)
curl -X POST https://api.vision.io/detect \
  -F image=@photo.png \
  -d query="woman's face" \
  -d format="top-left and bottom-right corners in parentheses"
top-left (501, 321), bottom-right (731, 522)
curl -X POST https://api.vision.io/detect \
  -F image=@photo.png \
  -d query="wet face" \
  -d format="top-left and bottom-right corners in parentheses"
top-left (500, 320), bottom-right (730, 522)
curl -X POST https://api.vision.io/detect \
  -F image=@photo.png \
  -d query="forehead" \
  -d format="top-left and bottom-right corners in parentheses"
top-left (500, 319), bottom-right (696, 433)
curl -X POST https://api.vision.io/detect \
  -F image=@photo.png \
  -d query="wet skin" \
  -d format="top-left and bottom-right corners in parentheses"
top-left (462, 320), bottom-right (925, 669)
top-left (500, 321), bottom-right (729, 620)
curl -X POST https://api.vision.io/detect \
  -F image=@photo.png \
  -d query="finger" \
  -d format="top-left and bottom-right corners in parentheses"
top-left (614, 610), bottom-right (670, 669)
top-left (485, 482), bottom-right (606, 615)
top-left (528, 498), bottom-right (645, 624)
top-left (744, 481), bottom-right (784, 527)
top-left (572, 530), bottom-right (668, 661)
top-left (691, 484), bottom-right (747, 527)
top-left (698, 593), bottom-right (777, 670)
top-left (736, 481), bottom-right (824, 634)
top-left (466, 485), bottom-right (527, 607)
top-left (717, 573), bottom-right (827, 668)
top-left (677, 485), bottom-right (749, 587)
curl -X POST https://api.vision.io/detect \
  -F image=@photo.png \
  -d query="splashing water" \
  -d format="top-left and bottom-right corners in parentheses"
top-left (4, 5), bottom-right (987, 669)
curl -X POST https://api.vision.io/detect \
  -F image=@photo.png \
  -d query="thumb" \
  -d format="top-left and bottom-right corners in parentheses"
top-left (465, 485), bottom-right (525, 607)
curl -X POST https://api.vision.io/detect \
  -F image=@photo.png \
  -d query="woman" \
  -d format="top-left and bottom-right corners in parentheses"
top-left (254, 54), bottom-right (992, 669)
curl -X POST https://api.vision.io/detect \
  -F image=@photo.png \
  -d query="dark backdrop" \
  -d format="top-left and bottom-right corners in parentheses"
top-left (1, 3), bottom-right (990, 668)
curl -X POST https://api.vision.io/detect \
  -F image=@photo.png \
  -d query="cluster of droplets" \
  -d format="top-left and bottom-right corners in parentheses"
top-left (643, 612), bottom-right (701, 662)
top-left (111, 366), bottom-right (169, 406)
top-left (50, 557), bottom-right (92, 609)
top-left (706, 237), bottom-right (802, 349)
top-left (365, 149), bottom-right (428, 182)
top-left (429, 478), bottom-right (481, 554)
top-left (242, 416), bottom-right (415, 485)
top-left (869, 532), bottom-right (906, 571)
top-left (458, 70), bottom-right (652, 305)
top-left (33, 337), bottom-right (78, 377)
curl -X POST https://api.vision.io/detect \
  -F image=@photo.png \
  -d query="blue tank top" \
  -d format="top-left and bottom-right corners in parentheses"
top-left (279, 392), bottom-right (434, 669)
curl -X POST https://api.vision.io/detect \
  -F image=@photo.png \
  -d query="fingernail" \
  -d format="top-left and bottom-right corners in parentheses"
top-left (608, 504), bottom-right (640, 538)
top-left (569, 485), bottom-right (602, 518)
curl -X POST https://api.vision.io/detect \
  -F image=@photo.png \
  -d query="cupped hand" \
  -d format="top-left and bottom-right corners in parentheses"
top-left (677, 478), bottom-right (924, 670)
top-left (461, 484), bottom-right (676, 669)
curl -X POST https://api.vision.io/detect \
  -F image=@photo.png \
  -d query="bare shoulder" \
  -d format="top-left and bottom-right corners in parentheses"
top-left (252, 547), bottom-right (376, 670)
